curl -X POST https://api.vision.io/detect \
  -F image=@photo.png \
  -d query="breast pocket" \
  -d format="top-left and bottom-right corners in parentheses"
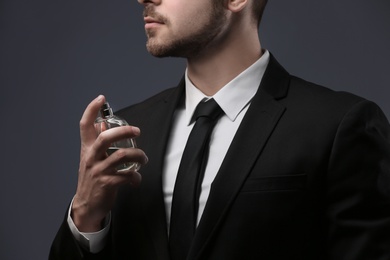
top-left (240, 173), bottom-right (307, 192)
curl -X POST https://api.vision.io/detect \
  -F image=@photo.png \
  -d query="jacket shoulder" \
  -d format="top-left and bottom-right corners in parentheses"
top-left (286, 75), bottom-right (370, 115)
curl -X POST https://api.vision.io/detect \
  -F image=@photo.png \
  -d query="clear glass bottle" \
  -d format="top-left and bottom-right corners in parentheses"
top-left (95, 102), bottom-right (140, 172)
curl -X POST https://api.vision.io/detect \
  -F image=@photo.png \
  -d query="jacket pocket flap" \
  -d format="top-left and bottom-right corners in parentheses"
top-left (241, 174), bottom-right (307, 192)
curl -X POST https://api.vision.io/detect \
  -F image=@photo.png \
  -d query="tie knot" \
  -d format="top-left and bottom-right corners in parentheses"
top-left (192, 99), bottom-right (223, 122)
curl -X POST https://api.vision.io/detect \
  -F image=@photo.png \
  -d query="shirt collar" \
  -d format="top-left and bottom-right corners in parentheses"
top-left (184, 50), bottom-right (270, 125)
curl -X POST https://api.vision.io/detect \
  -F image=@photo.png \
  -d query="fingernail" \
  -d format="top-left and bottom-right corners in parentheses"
top-left (133, 127), bottom-right (140, 135)
top-left (97, 95), bottom-right (104, 102)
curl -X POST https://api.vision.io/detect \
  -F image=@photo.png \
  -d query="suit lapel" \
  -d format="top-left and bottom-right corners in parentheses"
top-left (188, 55), bottom-right (291, 259)
top-left (137, 80), bottom-right (185, 260)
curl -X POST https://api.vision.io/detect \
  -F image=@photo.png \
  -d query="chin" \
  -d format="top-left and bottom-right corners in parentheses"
top-left (146, 43), bottom-right (179, 58)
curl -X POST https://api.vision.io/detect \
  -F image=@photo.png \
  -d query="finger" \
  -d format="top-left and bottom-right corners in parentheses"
top-left (128, 171), bottom-right (142, 187)
top-left (92, 126), bottom-right (141, 158)
top-left (80, 95), bottom-right (106, 145)
top-left (99, 171), bottom-right (142, 189)
top-left (102, 147), bottom-right (148, 171)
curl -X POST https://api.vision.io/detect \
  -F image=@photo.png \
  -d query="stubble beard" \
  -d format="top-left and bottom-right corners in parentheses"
top-left (144, 5), bottom-right (227, 58)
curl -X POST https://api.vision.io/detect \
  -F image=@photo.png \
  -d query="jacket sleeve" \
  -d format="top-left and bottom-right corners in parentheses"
top-left (49, 210), bottom-right (112, 260)
top-left (326, 100), bottom-right (390, 259)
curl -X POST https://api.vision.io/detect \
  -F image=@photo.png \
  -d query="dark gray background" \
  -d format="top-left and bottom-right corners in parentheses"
top-left (1, 0), bottom-right (389, 259)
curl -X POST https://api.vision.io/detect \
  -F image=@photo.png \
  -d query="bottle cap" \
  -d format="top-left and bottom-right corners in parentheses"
top-left (100, 102), bottom-right (113, 117)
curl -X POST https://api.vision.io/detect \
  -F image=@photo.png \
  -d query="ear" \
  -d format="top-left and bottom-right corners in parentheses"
top-left (227, 0), bottom-right (248, 13)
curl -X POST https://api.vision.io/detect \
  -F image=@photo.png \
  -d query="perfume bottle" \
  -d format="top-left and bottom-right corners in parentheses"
top-left (95, 102), bottom-right (140, 172)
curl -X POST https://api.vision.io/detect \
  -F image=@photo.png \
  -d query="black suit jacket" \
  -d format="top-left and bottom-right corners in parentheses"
top-left (50, 55), bottom-right (390, 259)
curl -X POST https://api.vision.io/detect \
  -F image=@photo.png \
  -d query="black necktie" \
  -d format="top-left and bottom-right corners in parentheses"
top-left (169, 98), bottom-right (223, 260)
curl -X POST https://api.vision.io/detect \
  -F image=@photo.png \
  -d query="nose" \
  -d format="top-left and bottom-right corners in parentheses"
top-left (137, 0), bottom-right (161, 5)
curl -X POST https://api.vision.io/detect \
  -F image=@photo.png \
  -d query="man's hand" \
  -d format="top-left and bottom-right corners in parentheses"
top-left (71, 95), bottom-right (148, 232)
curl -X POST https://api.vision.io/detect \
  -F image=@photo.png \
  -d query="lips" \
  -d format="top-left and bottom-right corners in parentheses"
top-left (144, 16), bottom-right (165, 29)
top-left (144, 17), bottom-right (163, 24)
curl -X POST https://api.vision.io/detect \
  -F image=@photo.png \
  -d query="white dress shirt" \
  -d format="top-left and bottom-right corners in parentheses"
top-left (68, 50), bottom-right (270, 253)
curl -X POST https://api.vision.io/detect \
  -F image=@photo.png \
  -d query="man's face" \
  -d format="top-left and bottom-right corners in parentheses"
top-left (139, 0), bottom-right (227, 58)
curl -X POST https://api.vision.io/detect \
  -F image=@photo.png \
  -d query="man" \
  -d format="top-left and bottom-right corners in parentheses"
top-left (50, 0), bottom-right (390, 259)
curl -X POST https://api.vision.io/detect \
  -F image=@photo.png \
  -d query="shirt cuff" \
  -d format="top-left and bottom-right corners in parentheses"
top-left (67, 199), bottom-right (111, 254)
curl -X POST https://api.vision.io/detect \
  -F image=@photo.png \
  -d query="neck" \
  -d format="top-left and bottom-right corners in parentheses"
top-left (186, 25), bottom-right (262, 96)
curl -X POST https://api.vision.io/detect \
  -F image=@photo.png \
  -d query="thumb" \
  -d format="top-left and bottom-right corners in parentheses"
top-left (79, 95), bottom-right (106, 145)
